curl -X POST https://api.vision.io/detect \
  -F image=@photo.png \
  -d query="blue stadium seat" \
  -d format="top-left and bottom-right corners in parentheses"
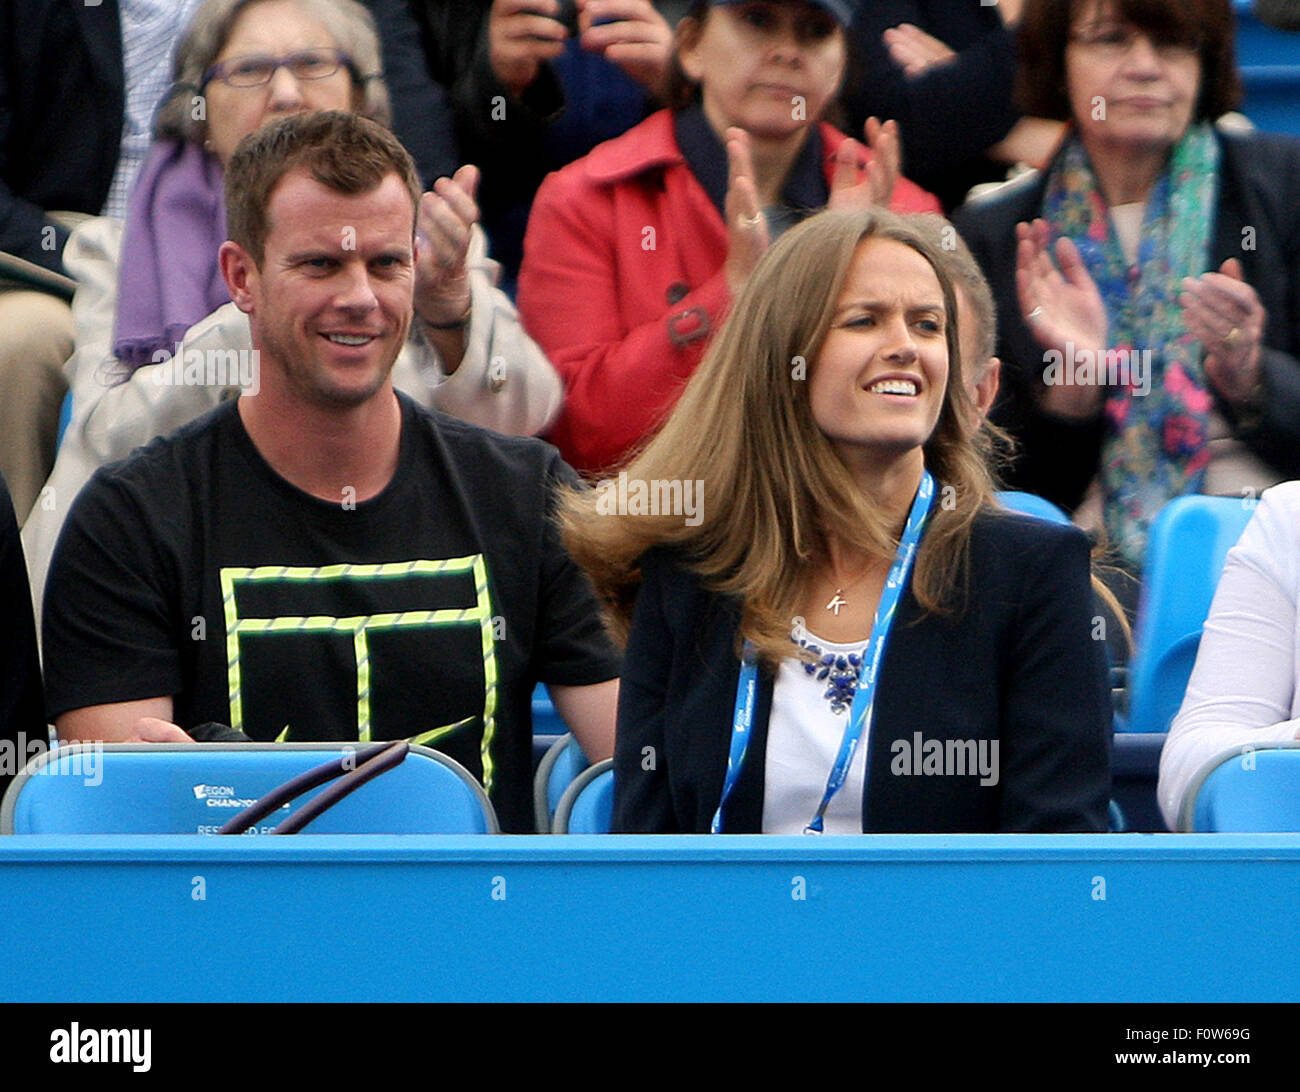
top-left (1181, 743), bottom-right (1300, 831)
top-left (552, 760), bottom-right (614, 833)
top-left (56, 391), bottom-right (72, 450)
top-left (1112, 731), bottom-right (1168, 831)
top-left (1240, 65), bottom-right (1300, 136)
top-left (533, 732), bottom-right (589, 832)
top-left (1125, 496), bottom-right (1255, 734)
top-left (532, 682), bottom-right (565, 737)
top-left (995, 490), bottom-right (1072, 525)
top-left (0, 742), bottom-right (498, 834)
top-left (1234, 0), bottom-right (1300, 135)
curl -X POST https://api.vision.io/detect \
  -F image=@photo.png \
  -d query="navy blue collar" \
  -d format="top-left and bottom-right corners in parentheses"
top-left (673, 104), bottom-right (829, 224)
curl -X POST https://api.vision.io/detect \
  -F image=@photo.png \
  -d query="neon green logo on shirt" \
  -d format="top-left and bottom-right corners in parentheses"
top-left (218, 555), bottom-right (499, 789)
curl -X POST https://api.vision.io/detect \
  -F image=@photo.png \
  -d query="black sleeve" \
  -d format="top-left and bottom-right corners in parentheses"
top-left (41, 473), bottom-right (182, 722)
top-left (999, 525), bottom-right (1112, 831)
top-left (408, 1), bottom-right (562, 217)
top-left (1228, 142), bottom-right (1300, 477)
top-left (0, 476), bottom-right (45, 799)
top-left (451, 17), bottom-right (563, 156)
top-left (1235, 347), bottom-right (1300, 478)
top-left (451, 20), bottom-right (563, 224)
top-left (532, 452), bottom-right (621, 687)
top-left (364, 0), bottom-right (460, 186)
top-left (612, 550), bottom-right (678, 833)
top-left (841, 1), bottom-right (1019, 179)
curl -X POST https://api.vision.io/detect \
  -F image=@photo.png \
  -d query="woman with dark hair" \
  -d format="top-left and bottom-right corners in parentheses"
top-left (954, 0), bottom-right (1300, 579)
top-left (561, 207), bottom-right (1111, 834)
top-left (517, 0), bottom-right (942, 476)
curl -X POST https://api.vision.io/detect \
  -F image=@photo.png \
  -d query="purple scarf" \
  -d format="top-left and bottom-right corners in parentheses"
top-left (113, 139), bottom-right (229, 369)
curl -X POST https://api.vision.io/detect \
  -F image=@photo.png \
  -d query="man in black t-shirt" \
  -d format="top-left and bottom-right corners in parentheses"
top-left (42, 113), bottom-right (619, 832)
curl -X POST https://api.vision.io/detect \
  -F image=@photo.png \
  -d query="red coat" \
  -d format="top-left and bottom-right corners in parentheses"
top-left (517, 109), bottom-right (942, 475)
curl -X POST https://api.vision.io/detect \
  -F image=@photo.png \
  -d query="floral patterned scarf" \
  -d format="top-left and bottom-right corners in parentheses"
top-left (1041, 123), bottom-right (1219, 569)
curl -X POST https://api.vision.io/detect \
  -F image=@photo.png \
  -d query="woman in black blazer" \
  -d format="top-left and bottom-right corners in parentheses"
top-left (562, 207), bottom-right (1111, 833)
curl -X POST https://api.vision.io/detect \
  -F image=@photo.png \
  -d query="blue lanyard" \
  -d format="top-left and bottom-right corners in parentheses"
top-left (711, 470), bottom-right (936, 834)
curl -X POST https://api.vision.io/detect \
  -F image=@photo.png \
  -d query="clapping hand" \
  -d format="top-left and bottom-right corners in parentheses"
top-left (722, 127), bottom-right (770, 297)
top-left (414, 164), bottom-right (480, 328)
top-left (827, 117), bottom-right (901, 210)
top-left (1181, 259), bottom-right (1267, 408)
top-left (1015, 218), bottom-right (1109, 418)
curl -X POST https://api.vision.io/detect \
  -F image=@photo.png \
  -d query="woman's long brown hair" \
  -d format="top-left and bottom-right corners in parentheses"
top-left (559, 208), bottom-right (1000, 667)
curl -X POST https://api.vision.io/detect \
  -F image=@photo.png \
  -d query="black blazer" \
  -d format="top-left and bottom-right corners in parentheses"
top-left (953, 130), bottom-right (1300, 511)
top-left (614, 511), bottom-right (1112, 833)
top-left (0, 0), bottom-right (124, 272)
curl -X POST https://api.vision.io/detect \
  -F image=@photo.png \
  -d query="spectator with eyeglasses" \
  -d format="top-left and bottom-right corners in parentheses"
top-left (23, 0), bottom-right (563, 633)
top-left (954, 0), bottom-right (1300, 601)
top-left (0, 0), bottom-right (454, 528)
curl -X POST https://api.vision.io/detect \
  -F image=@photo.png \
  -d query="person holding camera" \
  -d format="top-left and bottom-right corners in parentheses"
top-left (516, 0), bottom-right (942, 475)
top-left (412, 0), bottom-right (689, 285)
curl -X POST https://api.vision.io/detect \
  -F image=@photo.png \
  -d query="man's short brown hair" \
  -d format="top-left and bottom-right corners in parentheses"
top-left (1017, 0), bottom-right (1242, 121)
top-left (909, 214), bottom-right (997, 376)
top-left (225, 110), bottom-right (422, 266)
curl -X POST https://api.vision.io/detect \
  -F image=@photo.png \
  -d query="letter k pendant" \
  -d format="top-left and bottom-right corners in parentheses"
top-left (826, 590), bottom-right (847, 615)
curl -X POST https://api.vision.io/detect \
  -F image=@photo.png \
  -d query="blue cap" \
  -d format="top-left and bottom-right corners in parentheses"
top-left (708, 0), bottom-right (853, 28)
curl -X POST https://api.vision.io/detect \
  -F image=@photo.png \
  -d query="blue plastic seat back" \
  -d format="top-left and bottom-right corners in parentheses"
top-left (548, 736), bottom-right (588, 814)
top-left (532, 683), bottom-right (565, 737)
top-left (1189, 746), bottom-right (1300, 832)
top-left (0, 743), bottom-right (498, 834)
top-left (56, 392), bottom-right (73, 450)
top-left (553, 761), bottom-right (614, 834)
top-left (1125, 496), bottom-right (1255, 734)
top-left (995, 491), bottom-right (1072, 525)
top-left (533, 733), bottom-right (590, 832)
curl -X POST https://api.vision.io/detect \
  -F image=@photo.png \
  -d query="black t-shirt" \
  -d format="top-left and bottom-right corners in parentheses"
top-left (43, 394), bottom-right (620, 832)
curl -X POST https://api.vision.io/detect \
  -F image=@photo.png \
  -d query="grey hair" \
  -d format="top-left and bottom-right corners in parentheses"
top-left (153, 0), bottom-right (390, 142)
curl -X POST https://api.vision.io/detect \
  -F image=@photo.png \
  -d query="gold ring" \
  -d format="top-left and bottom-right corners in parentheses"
top-left (739, 213), bottom-right (763, 229)
top-left (1225, 326), bottom-right (1242, 346)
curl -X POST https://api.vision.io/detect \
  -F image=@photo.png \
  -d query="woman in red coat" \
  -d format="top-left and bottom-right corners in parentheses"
top-left (517, 0), bottom-right (941, 475)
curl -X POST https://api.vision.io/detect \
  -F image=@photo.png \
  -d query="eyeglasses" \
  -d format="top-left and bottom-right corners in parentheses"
top-left (203, 48), bottom-right (355, 89)
top-left (1069, 24), bottom-right (1200, 62)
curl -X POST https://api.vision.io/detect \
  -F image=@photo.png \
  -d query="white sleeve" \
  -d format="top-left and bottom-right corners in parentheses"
top-left (1157, 483), bottom-right (1300, 828)
top-left (396, 225), bottom-right (563, 436)
top-left (60, 216), bottom-right (126, 404)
